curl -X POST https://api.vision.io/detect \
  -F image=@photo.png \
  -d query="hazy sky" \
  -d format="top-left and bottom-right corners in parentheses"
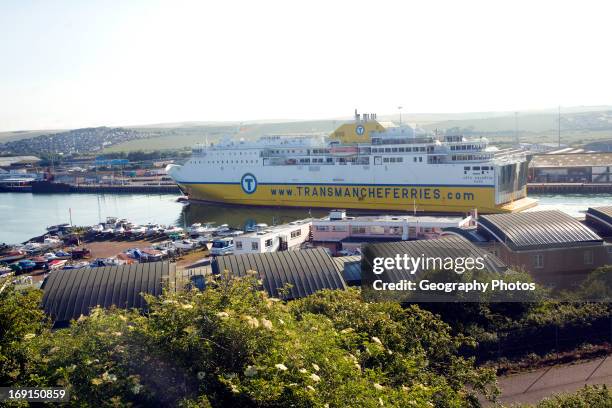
top-left (1, 0), bottom-right (612, 131)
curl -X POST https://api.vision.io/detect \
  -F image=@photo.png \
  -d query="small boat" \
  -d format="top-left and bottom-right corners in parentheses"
top-left (0, 250), bottom-right (26, 263)
top-left (245, 223), bottom-right (268, 233)
top-left (17, 259), bottom-right (37, 271)
top-left (43, 237), bottom-right (62, 248)
top-left (70, 247), bottom-right (91, 259)
top-left (210, 237), bottom-right (234, 256)
top-left (163, 226), bottom-right (184, 235)
top-left (43, 252), bottom-right (58, 260)
top-left (141, 248), bottom-right (164, 262)
top-left (48, 259), bottom-right (67, 270)
top-left (31, 256), bottom-right (48, 267)
top-left (173, 239), bottom-right (198, 250)
top-left (91, 224), bottom-right (104, 233)
top-left (23, 242), bottom-right (43, 252)
top-left (63, 261), bottom-right (89, 269)
top-left (129, 226), bottom-right (147, 235)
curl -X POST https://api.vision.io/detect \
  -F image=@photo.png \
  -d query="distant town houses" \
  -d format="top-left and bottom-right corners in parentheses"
top-left (0, 127), bottom-right (159, 156)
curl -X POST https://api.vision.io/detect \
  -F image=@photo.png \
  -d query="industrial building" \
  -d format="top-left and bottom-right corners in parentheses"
top-left (211, 248), bottom-right (347, 299)
top-left (311, 209), bottom-right (473, 255)
top-left (475, 210), bottom-right (611, 283)
top-left (41, 262), bottom-right (172, 325)
top-left (585, 206), bottom-right (612, 237)
top-left (528, 152), bottom-right (612, 183)
top-left (40, 249), bottom-right (349, 324)
top-left (0, 155), bottom-right (41, 171)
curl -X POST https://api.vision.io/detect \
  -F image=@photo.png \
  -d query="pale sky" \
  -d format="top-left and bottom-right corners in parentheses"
top-left (1, 0), bottom-right (612, 131)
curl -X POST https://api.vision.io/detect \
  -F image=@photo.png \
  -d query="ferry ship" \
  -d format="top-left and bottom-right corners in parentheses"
top-left (166, 111), bottom-right (537, 214)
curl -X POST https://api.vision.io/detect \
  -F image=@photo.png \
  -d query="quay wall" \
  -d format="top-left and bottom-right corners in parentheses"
top-left (527, 183), bottom-right (612, 194)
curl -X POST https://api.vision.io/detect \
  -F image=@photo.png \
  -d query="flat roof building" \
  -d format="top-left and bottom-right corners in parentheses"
top-left (0, 155), bottom-right (41, 169)
top-left (529, 152), bottom-right (612, 183)
top-left (312, 210), bottom-right (473, 255)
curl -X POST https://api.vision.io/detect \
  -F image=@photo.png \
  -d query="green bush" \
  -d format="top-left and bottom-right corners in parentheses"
top-left (525, 385), bottom-right (612, 407)
top-left (0, 275), bottom-right (498, 407)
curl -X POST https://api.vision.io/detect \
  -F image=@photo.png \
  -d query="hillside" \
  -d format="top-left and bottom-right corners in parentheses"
top-left (0, 127), bottom-right (160, 156)
top-left (105, 120), bottom-right (340, 152)
top-left (3, 106), bottom-right (612, 155)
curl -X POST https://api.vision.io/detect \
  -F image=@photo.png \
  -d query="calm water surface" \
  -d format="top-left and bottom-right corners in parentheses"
top-left (0, 192), bottom-right (610, 244)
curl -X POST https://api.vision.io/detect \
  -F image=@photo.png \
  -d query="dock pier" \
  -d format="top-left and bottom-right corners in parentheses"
top-left (527, 183), bottom-right (612, 194)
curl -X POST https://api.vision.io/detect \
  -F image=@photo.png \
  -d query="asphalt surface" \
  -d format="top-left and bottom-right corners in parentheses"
top-left (487, 355), bottom-right (612, 406)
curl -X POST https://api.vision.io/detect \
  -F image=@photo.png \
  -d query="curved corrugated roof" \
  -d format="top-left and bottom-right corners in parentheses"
top-left (586, 206), bottom-right (612, 236)
top-left (479, 210), bottom-right (602, 251)
top-left (41, 262), bottom-right (171, 323)
top-left (332, 255), bottom-right (361, 285)
top-left (213, 248), bottom-right (346, 299)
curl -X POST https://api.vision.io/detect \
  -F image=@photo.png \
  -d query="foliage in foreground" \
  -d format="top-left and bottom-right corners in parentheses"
top-left (526, 385), bottom-right (612, 408)
top-left (0, 274), bottom-right (497, 407)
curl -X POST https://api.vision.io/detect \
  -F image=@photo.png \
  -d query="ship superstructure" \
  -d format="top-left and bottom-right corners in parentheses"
top-left (167, 111), bottom-right (536, 213)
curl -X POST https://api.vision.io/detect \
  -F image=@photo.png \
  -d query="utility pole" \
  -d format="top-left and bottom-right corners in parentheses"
top-left (558, 105), bottom-right (561, 147)
top-left (514, 112), bottom-right (519, 146)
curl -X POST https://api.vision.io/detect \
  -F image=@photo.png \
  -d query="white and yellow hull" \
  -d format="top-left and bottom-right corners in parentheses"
top-left (176, 182), bottom-right (535, 214)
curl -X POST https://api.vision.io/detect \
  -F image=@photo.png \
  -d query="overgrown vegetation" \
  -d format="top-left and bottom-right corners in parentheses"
top-left (1, 275), bottom-right (497, 407)
top-left (528, 385), bottom-right (611, 408)
top-left (1, 267), bottom-right (611, 406)
top-left (418, 266), bottom-right (612, 365)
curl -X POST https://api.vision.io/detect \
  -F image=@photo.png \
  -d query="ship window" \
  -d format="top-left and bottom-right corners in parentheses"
top-left (383, 158), bottom-right (389, 163)
top-left (252, 242), bottom-right (258, 250)
top-left (473, 166), bottom-right (480, 171)
top-left (385, 148), bottom-right (391, 153)
top-left (419, 157), bottom-right (423, 162)
top-left (236, 241), bottom-right (243, 250)
top-left (406, 147), bottom-right (412, 152)
top-left (392, 148), bottom-right (398, 152)
top-left (464, 166), bottom-right (471, 170)
top-left (399, 147), bottom-right (405, 152)
top-left (413, 157), bottom-right (417, 162)
top-left (265, 239), bottom-right (273, 247)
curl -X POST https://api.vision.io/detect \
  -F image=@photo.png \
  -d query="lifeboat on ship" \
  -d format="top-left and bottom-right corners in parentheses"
top-left (330, 146), bottom-right (358, 156)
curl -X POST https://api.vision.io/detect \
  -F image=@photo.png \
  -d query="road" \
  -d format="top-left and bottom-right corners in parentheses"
top-left (484, 356), bottom-right (612, 406)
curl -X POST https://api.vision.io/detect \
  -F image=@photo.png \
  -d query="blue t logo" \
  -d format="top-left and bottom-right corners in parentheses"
top-left (241, 173), bottom-right (257, 194)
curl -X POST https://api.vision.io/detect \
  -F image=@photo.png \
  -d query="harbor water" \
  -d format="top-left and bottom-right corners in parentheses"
top-left (0, 192), bottom-right (610, 244)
